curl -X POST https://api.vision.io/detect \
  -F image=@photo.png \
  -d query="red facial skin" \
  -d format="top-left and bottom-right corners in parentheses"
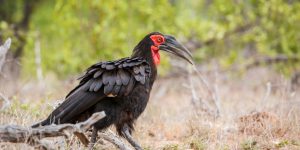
top-left (150, 35), bottom-right (165, 65)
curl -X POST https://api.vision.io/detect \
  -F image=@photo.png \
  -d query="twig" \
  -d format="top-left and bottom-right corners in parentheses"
top-left (245, 55), bottom-right (300, 70)
top-left (34, 32), bottom-right (44, 84)
top-left (260, 82), bottom-right (272, 111)
top-left (98, 129), bottom-right (133, 150)
top-left (170, 60), bottom-right (220, 117)
top-left (188, 65), bottom-right (217, 117)
top-left (191, 65), bottom-right (220, 117)
top-left (213, 67), bottom-right (221, 117)
top-left (291, 71), bottom-right (300, 91)
top-left (0, 38), bottom-right (11, 73)
top-left (0, 92), bottom-right (10, 110)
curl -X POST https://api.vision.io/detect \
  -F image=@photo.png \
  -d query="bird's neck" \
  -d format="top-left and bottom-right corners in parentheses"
top-left (131, 45), bottom-right (158, 86)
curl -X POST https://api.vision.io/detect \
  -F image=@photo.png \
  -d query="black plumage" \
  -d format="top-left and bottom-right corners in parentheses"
top-left (33, 56), bottom-right (152, 127)
top-left (32, 32), bottom-right (193, 149)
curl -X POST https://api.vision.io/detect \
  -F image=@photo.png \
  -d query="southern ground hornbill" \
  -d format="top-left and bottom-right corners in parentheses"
top-left (32, 32), bottom-right (194, 149)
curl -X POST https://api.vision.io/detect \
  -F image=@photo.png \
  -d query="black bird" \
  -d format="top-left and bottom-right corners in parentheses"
top-left (32, 32), bottom-right (193, 149)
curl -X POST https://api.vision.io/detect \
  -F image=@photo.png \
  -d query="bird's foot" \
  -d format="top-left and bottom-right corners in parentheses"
top-left (121, 124), bottom-right (143, 150)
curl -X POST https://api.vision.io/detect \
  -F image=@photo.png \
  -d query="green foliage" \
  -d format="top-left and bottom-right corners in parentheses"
top-left (0, 0), bottom-right (24, 23)
top-left (275, 140), bottom-right (289, 148)
top-left (241, 140), bottom-right (258, 150)
top-left (23, 0), bottom-right (181, 77)
top-left (274, 139), bottom-right (300, 148)
top-left (1, 0), bottom-right (299, 78)
top-left (189, 139), bottom-right (206, 150)
top-left (162, 144), bottom-right (179, 150)
top-left (291, 140), bottom-right (300, 146)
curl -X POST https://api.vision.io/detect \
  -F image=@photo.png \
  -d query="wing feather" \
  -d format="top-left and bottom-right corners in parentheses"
top-left (119, 69), bottom-right (130, 85)
top-left (93, 78), bottom-right (103, 92)
top-left (93, 69), bottom-right (104, 78)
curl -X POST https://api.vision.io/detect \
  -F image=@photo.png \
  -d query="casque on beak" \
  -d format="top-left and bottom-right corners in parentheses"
top-left (159, 35), bottom-right (194, 65)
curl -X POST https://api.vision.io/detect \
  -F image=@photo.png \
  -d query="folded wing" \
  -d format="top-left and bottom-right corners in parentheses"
top-left (32, 57), bottom-right (151, 127)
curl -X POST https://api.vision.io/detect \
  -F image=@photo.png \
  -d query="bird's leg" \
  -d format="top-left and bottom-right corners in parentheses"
top-left (121, 124), bottom-right (142, 150)
top-left (88, 127), bottom-right (98, 150)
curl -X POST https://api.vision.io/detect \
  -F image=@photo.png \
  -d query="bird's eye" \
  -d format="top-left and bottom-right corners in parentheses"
top-left (150, 35), bottom-right (165, 46)
top-left (157, 37), bottom-right (162, 43)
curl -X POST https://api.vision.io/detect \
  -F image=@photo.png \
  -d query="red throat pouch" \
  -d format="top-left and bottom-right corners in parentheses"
top-left (151, 45), bottom-right (160, 65)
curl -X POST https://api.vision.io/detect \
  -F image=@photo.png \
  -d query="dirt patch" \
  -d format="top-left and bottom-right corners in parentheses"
top-left (237, 111), bottom-right (288, 137)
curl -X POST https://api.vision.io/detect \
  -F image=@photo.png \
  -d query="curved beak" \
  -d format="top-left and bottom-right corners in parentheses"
top-left (159, 35), bottom-right (194, 65)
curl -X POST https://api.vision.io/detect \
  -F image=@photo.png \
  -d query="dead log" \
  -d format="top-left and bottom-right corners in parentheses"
top-left (0, 112), bottom-right (105, 149)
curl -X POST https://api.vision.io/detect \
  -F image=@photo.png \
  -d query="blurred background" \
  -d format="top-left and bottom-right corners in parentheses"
top-left (0, 0), bottom-right (300, 149)
top-left (0, 0), bottom-right (299, 79)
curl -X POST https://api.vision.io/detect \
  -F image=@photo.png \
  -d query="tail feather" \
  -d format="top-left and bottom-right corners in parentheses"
top-left (32, 87), bottom-right (105, 128)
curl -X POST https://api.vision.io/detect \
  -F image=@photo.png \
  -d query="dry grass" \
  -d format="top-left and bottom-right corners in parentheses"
top-left (0, 67), bottom-right (300, 150)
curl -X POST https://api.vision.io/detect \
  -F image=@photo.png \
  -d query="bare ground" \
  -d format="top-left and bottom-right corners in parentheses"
top-left (0, 67), bottom-right (299, 150)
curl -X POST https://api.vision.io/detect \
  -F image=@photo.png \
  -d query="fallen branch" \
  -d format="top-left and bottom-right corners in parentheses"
top-left (0, 111), bottom-right (133, 150)
top-left (185, 22), bottom-right (256, 50)
top-left (0, 112), bottom-right (105, 149)
top-left (245, 55), bottom-right (300, 70)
